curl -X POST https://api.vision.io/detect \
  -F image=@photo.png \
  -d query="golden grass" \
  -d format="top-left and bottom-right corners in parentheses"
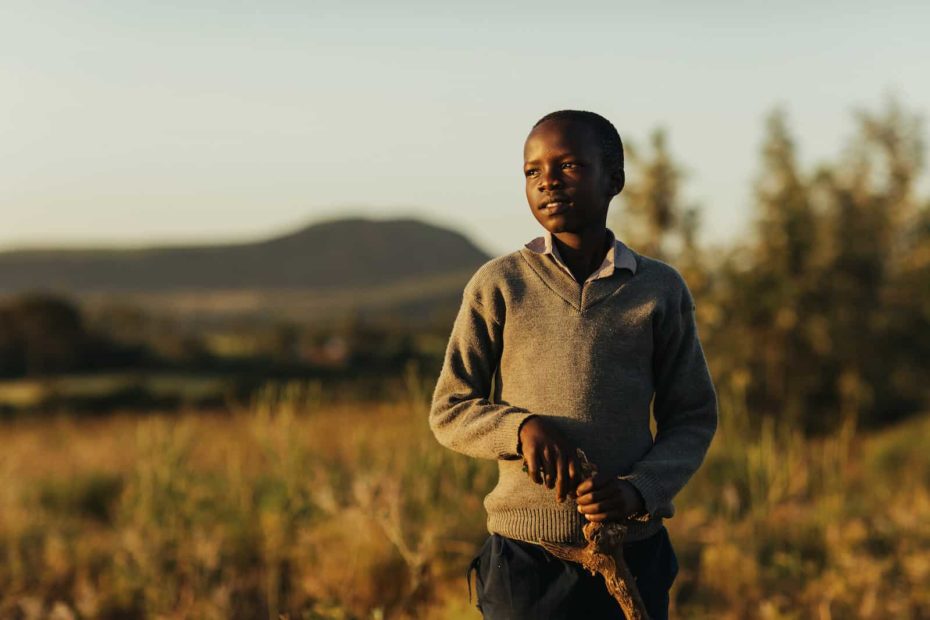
top-left (1, 370), bottom-right (929, 619)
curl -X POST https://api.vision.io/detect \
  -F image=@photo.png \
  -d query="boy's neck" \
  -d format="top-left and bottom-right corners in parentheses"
top-left (551, 226), bottom-right (612, 283)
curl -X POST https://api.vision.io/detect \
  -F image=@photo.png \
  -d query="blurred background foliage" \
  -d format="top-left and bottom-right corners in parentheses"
top-left (615, 97), bottom-right (930, 435)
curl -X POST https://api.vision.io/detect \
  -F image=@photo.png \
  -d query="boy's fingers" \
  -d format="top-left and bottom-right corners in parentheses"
top-left (575, 472), bottom-right (605, 495)
top-left (566, 454), bottom-right (578, 496)
top-left (589, 471), bottom-right (609, 489)
top-left (577, 478), bottom-right (597, 495)
top-left (555, 454), bottom-right (569, 501)
top-left (577, 496), bottom-right (623, 515)
top-left (567, 458), bottom-right (578, 486)
top-left (525, 450), bottom-right (543, 485)
top-left (578, 488), bottom-right (624, 506)
top-left (542, 446), bottom-right (557, 489)
top-left (576, 484), bottom-right (622, 505)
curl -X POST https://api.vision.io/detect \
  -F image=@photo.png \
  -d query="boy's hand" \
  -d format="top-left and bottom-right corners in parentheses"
top-left (519, 416), bottom-right (583, 502)
top-left (575, 473), bottom-right (646, 522)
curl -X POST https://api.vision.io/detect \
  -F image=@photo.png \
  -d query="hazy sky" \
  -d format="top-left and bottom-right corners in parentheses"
top-left (2, 1), bottom-right (928, 257)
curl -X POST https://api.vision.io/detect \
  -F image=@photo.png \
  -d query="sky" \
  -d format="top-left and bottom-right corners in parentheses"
top-left (2, 1), bottom-right (928, 258)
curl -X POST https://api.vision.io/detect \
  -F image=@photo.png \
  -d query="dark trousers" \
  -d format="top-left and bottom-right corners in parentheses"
top-left (466, 526), bottom-right (678, 619)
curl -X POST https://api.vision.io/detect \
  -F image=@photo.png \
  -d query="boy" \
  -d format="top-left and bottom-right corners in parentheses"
top-left (429, 110), bottom-right (718, 619)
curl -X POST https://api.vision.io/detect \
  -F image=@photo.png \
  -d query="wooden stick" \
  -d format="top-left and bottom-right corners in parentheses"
top-left (540, 521), bottom-right (650, 620)
top-left (537, 449), bottom-right (651, 619)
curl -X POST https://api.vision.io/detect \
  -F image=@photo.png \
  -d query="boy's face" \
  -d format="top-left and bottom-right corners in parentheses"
top-left (523, 119), bottom-right (622, 236)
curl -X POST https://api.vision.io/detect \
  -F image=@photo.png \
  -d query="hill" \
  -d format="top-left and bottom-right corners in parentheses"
top-left (0, 217), bottom-right (490, 293)
top-left (0, 217), bottom-right (491, 322)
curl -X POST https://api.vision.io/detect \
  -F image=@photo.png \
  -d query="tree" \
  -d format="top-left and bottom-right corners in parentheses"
top-left (2, 293), bottom-right (88, 376)
top-left (816, 98), bottom-right (927, 427)
top-left (613, 129), bottom-right (691, 263)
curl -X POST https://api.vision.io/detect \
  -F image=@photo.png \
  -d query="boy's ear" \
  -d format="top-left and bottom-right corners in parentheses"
top-left (610, 170), bottom-right (625, 196)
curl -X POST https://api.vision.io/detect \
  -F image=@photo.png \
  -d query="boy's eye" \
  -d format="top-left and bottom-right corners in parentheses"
top-left (524, 169), bottom-right (538, 178)
top-left (562, 162), bottom-right (578, 170)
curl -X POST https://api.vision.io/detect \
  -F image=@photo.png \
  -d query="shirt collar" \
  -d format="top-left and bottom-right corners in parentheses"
top-left (523, 227), bottom-right (638, 280)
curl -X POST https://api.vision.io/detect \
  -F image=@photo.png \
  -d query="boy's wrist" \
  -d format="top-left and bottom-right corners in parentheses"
top-left (516, 414), bottom-right (538, 455)
top-left (617, 477), bottom-right (649, 518)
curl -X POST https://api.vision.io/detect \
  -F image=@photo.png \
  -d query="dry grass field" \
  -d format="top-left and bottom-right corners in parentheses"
top-left (2, 369), bottom-right (930, 619)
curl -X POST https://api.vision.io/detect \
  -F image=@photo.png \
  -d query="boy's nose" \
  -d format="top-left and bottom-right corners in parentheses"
top-left (540, 172), bottom-right (564, 190)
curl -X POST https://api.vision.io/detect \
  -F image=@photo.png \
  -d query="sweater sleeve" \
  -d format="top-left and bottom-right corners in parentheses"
top-left (617, 283), bottom-right (719, 519)
top-left (429, 282), bottom-right (536, 461)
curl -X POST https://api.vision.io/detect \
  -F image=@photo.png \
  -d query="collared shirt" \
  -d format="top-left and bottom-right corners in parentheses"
top-left (523, 227), bottom-right (638, 284)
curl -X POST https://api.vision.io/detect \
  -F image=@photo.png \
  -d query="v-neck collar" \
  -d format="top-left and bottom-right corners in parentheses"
top-left (517, 244), bottom-right (638, 312)
top-left (523, 227), bottom-right (639, 283)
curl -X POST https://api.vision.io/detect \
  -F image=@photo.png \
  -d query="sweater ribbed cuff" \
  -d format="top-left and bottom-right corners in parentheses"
top-left (493, 411), bottom-right (537, 460)
top-left (617, 471), bottom-right (667, 519)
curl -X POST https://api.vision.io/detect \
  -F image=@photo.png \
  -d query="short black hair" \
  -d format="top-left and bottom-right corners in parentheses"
top-left (532, 110), bottom-right (624, 175)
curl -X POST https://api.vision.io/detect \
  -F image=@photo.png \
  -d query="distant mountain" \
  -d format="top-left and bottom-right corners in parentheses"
top-left (0, 217), bottom-right (491, 294)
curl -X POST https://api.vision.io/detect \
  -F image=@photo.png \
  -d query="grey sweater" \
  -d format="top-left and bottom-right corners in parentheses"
top-left (428, 239), bottom-right (718, 545)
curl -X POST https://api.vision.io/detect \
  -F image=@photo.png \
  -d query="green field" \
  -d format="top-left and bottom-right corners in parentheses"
top-left (0, 372), bottom-right (233, 412)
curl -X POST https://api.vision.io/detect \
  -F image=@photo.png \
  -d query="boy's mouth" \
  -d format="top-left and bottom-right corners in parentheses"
top-left (543, 200), bottom-right (571, 214)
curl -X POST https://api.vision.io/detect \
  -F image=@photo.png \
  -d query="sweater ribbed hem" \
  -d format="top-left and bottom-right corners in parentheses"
top-left (487, 506), bottom-right (665, 546)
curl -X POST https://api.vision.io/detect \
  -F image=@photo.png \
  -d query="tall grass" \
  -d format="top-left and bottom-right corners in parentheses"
top-left (1, 364), bottom-right (929, 618)
top-left (672, 375), bottom-right (930, 619)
